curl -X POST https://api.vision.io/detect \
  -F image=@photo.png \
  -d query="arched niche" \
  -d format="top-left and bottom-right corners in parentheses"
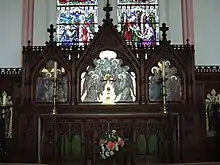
top-left (34, 60), bottom-right (68, 103)
top-left (80, 50), bottom-right (137, 104)
top-left (148, 59), bottom-right (182, 102)
top-left (205, 89), bottom-right (220, 137)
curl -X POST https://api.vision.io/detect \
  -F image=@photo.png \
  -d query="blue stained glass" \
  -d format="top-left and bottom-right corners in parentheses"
top-left (117, 0), bottom-right (159, 46)
top-left (56, 1), bottom-right (98, 46)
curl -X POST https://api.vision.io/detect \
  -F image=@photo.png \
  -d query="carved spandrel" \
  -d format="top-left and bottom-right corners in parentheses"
top-left (69, 122), bottom-right (82, 135)
top-left (35, 60), bottom-right (68, 103)
top-left (81, 50), bottom-right (136, 103)
top-left (147, 122), bottom-right (161, 135)
top-left (120, 120), bottom-right (132, 139)
top-left (148, 60), bottom-right (181, 102)
top-left (95, 121), bottom-right (109, 136)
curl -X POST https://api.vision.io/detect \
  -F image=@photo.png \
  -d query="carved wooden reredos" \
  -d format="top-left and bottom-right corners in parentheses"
top-left (22, 21), bottom-right (194, 109)
top-left (2, 2), bottom-right (220, 164)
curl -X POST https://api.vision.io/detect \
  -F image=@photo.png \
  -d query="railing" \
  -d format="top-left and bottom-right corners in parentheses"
top-left (1, 65), bottom-right (220, 77)
top-left (0, 68), bottom-right (22, 76)
top-left (195, 66), bottom-right (220, 73)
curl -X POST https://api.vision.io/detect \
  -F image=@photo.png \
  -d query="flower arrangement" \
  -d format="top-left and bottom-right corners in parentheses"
top-left (99, 130), bottom-right (125, 159)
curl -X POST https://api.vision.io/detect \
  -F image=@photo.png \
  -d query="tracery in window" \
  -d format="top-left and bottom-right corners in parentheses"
top-left (117, 0), bottom-right (159, 46)
top-left (56, 0), bottom-right (98, 46)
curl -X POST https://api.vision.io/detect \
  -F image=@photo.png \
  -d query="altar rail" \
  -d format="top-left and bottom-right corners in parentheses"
top-left (38, 113), bottom-right (180, 165)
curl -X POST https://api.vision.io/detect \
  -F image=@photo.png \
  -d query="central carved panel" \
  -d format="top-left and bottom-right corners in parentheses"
top-left (81, 50), bottom-right (136, 103)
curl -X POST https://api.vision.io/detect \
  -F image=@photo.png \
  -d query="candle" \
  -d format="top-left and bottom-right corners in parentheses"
top-left (54, 61), bottom-right (57, 79)
top-left (162, 61), bottom-right (165, 78)
top-left (3, 95), bottom-right (6, 106)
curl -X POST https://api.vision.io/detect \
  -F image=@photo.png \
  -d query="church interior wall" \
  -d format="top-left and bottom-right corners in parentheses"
top-left (159, 0), bottom-right (183, 44)
top-left (33, 0), bottom-right (56, 46)
top-left (194, 0), bottom-right (220, 65)
top-left (0, 0), bottom-right (22, 68)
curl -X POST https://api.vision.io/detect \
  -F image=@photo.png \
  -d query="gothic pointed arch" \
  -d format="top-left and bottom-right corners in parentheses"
top-left (146, 42), bottom-right (187, 103)
top-left (76, 20), bottom-right (140, 70)
top-left (78, 50), bottom-right (138, 104)
top-left (75, 5), bottom-right (141, 104)
top-left (29, 43), bottom-right (71, 104)
top-left (31, 44), bottom-right (71, 73)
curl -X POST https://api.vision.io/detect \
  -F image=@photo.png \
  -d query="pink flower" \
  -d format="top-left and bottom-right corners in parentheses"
top-left (118, 138), bottom-right (125, 147)
top-left (106, 141), bottom-right (115, 151)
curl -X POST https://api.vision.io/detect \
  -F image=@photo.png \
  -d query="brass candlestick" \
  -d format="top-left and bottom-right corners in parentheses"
top-left (52, 77), bottom-right (58, 115)
top-left (161, 61), bottom-right (168, 114)
top-left (52, 61), bottom-right (58, 115)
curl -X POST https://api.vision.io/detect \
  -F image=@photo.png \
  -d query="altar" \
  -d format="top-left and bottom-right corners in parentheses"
top-left (38, 112), bottom-right (180, 165)
top-left (2, 2), bottom-right (205, 164)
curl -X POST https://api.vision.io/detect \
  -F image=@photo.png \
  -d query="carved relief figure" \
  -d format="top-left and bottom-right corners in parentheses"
top-left (114, 66), bottom-right (135, 102)
top-left (36, 60), bottom-right (68, 102)
top-left (149, 67), bottom-right (162, 101)
top-left (58, 76), bottom-right (68, 102)
top-left (164, 61), bottom-right (181, 101)
top-left (81, 50), bottom-right (136, 103)
top-left (149, 60), bottom-right (181, 102)
top-left (0, 92), bottom-right (13, 138)
top-left (205, 89), bottom-right (220, 137)
top-left (81, 71), bottom-right (103, 102)
top-left (36, 74), bottom-right (53, 101)
top-left (4, 108), bottom-right (12, 138)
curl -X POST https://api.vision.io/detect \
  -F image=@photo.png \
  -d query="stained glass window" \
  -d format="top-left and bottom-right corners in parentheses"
top-left (117, 0), bottom-right (160, 46)
top-left (56, 0), bottom-right (98, 46)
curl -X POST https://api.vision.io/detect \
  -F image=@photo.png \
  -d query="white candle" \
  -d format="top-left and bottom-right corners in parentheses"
top-left (3, 95), bottom-right (6, 106)
top-left (54, 61), bottom-right (57, 79)
top-left (162, 61), bottom-right (165, 78)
